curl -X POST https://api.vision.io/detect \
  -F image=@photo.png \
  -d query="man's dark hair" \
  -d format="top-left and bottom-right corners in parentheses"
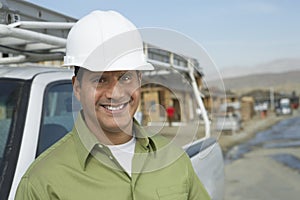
top-left (74, 66), bottom-right (80, 77)
top-left (74, 66), bottom-right (85, 82)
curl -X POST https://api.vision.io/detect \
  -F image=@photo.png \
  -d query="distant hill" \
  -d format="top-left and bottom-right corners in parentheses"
top-left (207, 57), bottom-right (300, 95)
top-left (217, 58), bottom-right (300, 79)
top-left (208, 70), bottom-right (300, 95)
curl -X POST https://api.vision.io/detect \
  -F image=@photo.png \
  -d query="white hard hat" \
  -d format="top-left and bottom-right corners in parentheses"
top-left (63, 10), bottom-right (154, 71)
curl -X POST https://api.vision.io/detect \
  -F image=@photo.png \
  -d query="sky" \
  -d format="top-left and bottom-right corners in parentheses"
top-left (27, 0), bottom-right (300, 71)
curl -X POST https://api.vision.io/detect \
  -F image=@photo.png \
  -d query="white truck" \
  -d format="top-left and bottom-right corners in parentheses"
top-left (0, 1), bottom-right (224, 199)
top-left (276, 98), bottom-right (292, 116)
top-left (216, 103), bottom-right (241, 133)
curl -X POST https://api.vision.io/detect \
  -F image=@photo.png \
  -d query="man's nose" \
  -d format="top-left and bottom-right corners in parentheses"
top-left (104, 81), bottom-right (124, 100)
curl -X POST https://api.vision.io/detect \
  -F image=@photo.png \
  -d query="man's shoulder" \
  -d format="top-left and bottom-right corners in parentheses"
top-left (22, 132), bottom-right (76, 179)
top-left (150, 134), bottom-right (184, 153)
top-left (140, 133), bottom-right (193, 174)
top-left (150, 134), bottom-right (189, 161)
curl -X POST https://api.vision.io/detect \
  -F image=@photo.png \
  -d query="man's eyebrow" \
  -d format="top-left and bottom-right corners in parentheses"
top-left (88, 73), bottom-right (104, 80)
top-left (117, 71), bottom-right (134, 76)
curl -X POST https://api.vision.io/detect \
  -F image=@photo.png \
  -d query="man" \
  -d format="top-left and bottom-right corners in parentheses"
top-left (15, 10), bottom-right (210, 200)
top-left (166, 104), bottom-right (175, 127)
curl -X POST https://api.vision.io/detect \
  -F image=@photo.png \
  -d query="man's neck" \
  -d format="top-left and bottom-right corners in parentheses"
top-left (81, 111), bottom-right (134, 145)
top-left (90, 121), bottom-right (133, 145)
top-left (101, 131), bottom-right (133, 145)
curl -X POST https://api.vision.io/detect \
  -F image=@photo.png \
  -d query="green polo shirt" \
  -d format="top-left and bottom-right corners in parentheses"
top-left (15, 113), bottom-right (211, 200)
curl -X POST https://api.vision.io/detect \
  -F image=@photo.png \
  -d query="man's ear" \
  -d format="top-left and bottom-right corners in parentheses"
top-left (138, 72), bottom-right (142, 84)
top-left (72, 76), bottom-right (81, 102)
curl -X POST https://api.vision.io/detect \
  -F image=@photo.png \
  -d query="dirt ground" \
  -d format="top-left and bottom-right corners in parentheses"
top-left (224, 144), bottom-right (300, 200)
top-left (153, 111), bottom-right (300, 200)
top-left (221, 111), bottom-right (300, 200)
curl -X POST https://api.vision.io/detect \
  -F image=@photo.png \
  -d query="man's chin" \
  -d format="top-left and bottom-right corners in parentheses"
top-left (100, 119), bottom-right (133, 134)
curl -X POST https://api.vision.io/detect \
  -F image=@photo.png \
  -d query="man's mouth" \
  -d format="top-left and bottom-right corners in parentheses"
top-left (103, 103), bottom-right (127, 111)
top-left (100, 101), bottom-right (130, 112)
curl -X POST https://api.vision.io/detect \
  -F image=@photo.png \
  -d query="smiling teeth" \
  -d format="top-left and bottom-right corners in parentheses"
top-left (105, 104), bottom-right (125, 111)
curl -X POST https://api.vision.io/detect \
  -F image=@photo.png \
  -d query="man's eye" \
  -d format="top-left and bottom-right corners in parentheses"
top-left (120, 74), bottom-right (132, 82)
top-left (98, 78), bottom-right (106, 83)
top-left (92, 77), bottom-right (106, 84)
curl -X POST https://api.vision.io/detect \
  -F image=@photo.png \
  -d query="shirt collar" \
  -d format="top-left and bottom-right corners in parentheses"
top-left (133, 119), bottom-right (157, 152)
top-left (72, 112), bottom-right (157, 170)
top-left (72, 112), bottom-right (99, 170)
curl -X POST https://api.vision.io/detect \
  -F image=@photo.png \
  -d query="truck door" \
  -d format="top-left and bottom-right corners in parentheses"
top-left (36, 81), bottom-right (76, 156)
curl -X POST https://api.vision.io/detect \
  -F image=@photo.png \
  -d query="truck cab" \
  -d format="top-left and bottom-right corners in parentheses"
top-left (0, 66), bottom-right (74, 199)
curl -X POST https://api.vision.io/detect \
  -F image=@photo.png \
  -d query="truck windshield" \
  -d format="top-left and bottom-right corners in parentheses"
top-left (0, 80), bottom-right (24, 170)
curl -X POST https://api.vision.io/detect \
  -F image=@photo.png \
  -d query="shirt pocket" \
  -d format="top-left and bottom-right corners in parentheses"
top-left (156, 184), bottom-right (188, 200)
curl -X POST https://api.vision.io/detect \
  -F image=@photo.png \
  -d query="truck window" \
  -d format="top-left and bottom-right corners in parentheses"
top-left (0, 79), bottom-right (29, 198)
top-left (0, 80), bottom-right (24, 174)
top-left (36, 82), bottom-right (77, 156)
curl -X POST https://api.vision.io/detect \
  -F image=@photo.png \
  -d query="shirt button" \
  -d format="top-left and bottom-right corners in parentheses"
top-left (98, 144), bottom-right (103, 148)
top-left (109, 156), bottom-right (114, 160)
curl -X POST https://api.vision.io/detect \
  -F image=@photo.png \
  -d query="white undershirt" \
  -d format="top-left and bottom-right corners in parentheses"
top-left (107, 137), bottom-right (136, 176)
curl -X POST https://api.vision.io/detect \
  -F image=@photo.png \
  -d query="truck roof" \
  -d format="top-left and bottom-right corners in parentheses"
top-left (0, 65), bottom-right (73, 80)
